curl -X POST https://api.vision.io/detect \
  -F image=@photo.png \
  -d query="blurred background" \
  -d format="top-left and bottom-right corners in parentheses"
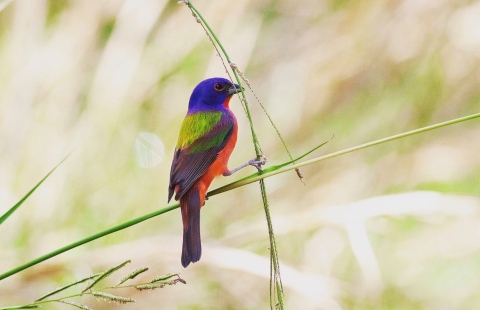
top-left (0, 0), bottom-right (480, 308)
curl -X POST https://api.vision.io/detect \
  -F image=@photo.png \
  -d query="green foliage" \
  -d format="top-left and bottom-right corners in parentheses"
top-left (0, 261), bottom-right (185, 310)
top-left (0, 154), bottom-right (71, 226)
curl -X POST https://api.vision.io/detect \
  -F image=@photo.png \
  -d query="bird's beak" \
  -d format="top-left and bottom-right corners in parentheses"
top-left (228, 83), bottom-right (243, 95)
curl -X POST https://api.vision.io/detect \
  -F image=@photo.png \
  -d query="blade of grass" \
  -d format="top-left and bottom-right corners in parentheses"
top-left (35, 273), bottom-right (101, 302)
top-left (0, 152), bottom-right (72, 226)
top-left (0, 203), bottom-right (178, 281)
top-left (0, 112), bottom-right (477, 281)
top-left (209, 111), bottom-right (480, 196)
top-left (82, 260), bottom-right (130, 292)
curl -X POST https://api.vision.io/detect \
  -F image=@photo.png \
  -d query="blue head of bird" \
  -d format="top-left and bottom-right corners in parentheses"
top-left (188, 77), bottom-right (242, 112)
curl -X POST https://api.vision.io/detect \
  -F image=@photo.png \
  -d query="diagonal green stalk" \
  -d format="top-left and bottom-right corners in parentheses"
top-left (0, 204), bottom-right (177, 281)
top-left (210, 111), bottom-right (480, 194)
top-left (0, 112), bottom-right (478, 281)
top-left (0, 151), bottom-right (73, 226)
top-left (35, 273), bottom-right (101, 302)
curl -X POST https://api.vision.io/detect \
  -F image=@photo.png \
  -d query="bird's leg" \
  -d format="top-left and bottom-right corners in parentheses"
top-left (223, 155), bottom-right (267, 176)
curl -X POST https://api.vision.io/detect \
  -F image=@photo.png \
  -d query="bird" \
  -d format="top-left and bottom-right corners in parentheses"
top-left (168, 77), bottom-right (265, 268)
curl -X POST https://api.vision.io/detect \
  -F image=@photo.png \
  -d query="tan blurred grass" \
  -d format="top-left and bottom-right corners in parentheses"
top-left (0, 0), bottom-right (480, 309)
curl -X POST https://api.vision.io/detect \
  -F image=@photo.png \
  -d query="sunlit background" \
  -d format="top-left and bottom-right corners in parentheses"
top-left (1, 0), bottom-right (480, 308)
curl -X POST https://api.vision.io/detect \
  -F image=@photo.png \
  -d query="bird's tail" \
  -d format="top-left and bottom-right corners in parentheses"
top-left (180, 186), bottom-right (201, 268)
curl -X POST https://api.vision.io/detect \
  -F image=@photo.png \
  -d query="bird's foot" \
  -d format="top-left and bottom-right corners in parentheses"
top-left (223, 155), bottom-right (267, 176)
top-left (249, 155), bottom-right (267, 171)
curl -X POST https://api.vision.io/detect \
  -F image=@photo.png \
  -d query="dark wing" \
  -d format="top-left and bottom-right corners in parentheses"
top-left (168, 113), bottom-right (234, 201)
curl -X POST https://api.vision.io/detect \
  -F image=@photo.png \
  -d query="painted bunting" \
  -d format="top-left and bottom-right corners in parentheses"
top-left (168, 77), bottom-right (265, 267)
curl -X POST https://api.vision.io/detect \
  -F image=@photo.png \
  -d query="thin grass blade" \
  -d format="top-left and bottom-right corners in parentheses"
top-left (0, 305), bottom-right (39, 310)
top-left (59, 300), bottom-right (93, 310)
top-left (83, 260), bottom-right (131, 292)
top-left (0, 152), bottom-right (72, 226)
top-left (35, 273), bottom-right (101, 301)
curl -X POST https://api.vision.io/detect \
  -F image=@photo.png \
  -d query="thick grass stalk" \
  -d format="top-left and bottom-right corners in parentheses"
top-left (0, 204), bottom-right (177, 281)
top-left (0, 112), bottom-right (478, 281)
top-left (217, 111), bottom-right (480, 191)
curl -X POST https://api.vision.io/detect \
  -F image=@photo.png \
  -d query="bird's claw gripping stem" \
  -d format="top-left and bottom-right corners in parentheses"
top-left (223, 155), bottom-right (267, 176)
top-left (249, 154), bottom-right (267, 171)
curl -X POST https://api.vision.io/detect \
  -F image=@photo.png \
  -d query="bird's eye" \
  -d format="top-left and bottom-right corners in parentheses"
top-left (214, 83), bottom-right (224, 91)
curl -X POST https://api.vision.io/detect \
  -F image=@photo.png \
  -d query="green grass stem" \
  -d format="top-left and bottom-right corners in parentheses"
top-left (0, 152), bottom-right (72, 226)
top-left (1, 112), bottom-right (476, 282)
top-left (0, 204), bottom-right (177, 281)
